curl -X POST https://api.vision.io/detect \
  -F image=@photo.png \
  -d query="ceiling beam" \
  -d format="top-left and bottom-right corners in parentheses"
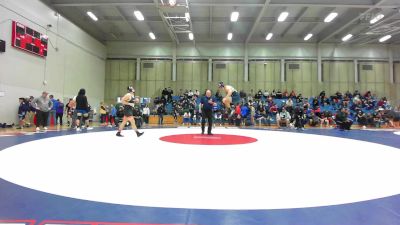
top-left (209, 6), bottom-right (212, 39)
top-left (186, 0), bottom-right (196, 45)
top-left (346, 11), bottom-right (400, 44)
top-left (359, 28), bottom-right (400, 45)
top-left (245, 0), bottom-right (271, 44)
top-left (318, 0), bottom-right (387, 43)
top-left (153, 0), bottom-right (179, 44)
top-left (281, 7), bottom-right (308, 37)
top-left (114, 6), bottom-right (139, 36)
top-left (51, 2), bottom-right (400, 9)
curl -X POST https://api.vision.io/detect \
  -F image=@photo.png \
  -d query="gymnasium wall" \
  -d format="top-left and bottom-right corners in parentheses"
top-left (0, 0), bottom-right (106, 124)
top-left (105, 42), bottom-right (400, 106)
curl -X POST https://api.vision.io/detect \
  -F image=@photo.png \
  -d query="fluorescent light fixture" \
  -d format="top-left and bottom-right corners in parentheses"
top-left (169, 0), bottom-right (176, 6)
top-left (304, 33), bottom-right (313, 41)
top-left (87, 11), bottom-right (98, 21)
top-left (278, 12), bottom-right (289, 22)
top-left (324, 12), bottom-right (338, 23)
top-left (134, 10), bottom-right (144, 21)
top-left (231, 11), bottom-right (239, 22)
top-left (342, 34), bottom-right (353, 42)
top-left (227, 32), bottom-right (233, 40)
top-left (266, 33), bottom-right (273, 40)
top-left (185, 12), bottom-right (190, 22)
top-left (149, 32), bottom-right (156, 40)
top-left (188, 32), bottom-right (194, 40)
top-left (379, 35), bottom-right (391, 42)
top-left (370, 14), bottom-right (384, 24)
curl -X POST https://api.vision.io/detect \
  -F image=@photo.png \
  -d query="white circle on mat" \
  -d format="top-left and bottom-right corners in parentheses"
top-left (0, 128), bottom-right (400, 210)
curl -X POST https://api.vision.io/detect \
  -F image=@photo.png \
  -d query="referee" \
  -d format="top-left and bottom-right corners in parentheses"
top-left (200, 89), bottom-right (217, 135)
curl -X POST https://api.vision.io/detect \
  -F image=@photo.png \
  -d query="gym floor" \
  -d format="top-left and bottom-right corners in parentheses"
top-left (0, 126), bottom-right (400, 225)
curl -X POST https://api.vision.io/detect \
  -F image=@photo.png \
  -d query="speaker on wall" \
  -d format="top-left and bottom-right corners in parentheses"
top-left (0, 40), bottom-right (5, 53)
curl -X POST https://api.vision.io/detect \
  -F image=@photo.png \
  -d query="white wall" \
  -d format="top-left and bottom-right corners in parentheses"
top-left (106, 41), bottom-right (400, 106)
top-left (107, 42), bottom-right (399, 60)
top-left (0, 0), bottom-right (106, 124)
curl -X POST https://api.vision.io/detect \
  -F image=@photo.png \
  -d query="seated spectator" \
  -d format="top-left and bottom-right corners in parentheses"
top-left (335, 108), bottom-right (353, 130)
top-left (276, 108), bottom-right (291, 128)
top-left (282, 90), bottom-right (288, 98)
top-left (271, 89), bottom-right (276, 98)
top-left (320, 111), bottom-right (335, 127)
top-left (263, 90), bottom-right (269, 98)
top-left (293, 106), bottom-right (305, 130)
top-left (269, 103), bottom-right (278, 115)
top-left (214, 111), bottom-right (222, 127)
top-left (289, 90), bottom-right (296, 98)
top-left (276, 90), bottom-right (282, 99)
top-left (255, 89), bottom-right (263, 100)
top-left (312, 98), bottom-right (319, 109)
top-left (308, 111), bottom-right (321, 127)
top-left (183, 111), bottom-right (191, 127)
top-left (241, 103), bottom-right (250, 126)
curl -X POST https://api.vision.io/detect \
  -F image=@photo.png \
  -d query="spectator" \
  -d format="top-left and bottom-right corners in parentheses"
top-left (56, 99), bottom-right (64, 126)
top-left (335, 108), bottom-right (352, 130)
top-left (32, 91), bottom-right (53, 132)
top-left (157, 104), bottom-right (165, 125)
top-left (293, 106), bottom-right (305, 130)
top-left (74, 88), bottom-right (91, 131)
top-left (276, 108), bottom-right (291, 128)
top-left (17, 97), bottom-right (29, 129)
top-left (99, 102), bottom-right (107, 125)
top-left (109, 104), bottom-right (116, 127)
top-left (183, 111), bottom-right (191, 127)
top-left (48, 94), bottom-right (58, 126)
top-left (142, 105), bottom-right (150, 125)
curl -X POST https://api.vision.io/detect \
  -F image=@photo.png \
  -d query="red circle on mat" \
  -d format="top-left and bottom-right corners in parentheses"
top-left (160, 134), bottom-right (258, 145)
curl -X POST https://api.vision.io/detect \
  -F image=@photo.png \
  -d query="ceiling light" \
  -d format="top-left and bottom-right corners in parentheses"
top-left (304, 33), bottom-right (313, 41)
top-left (370, 14), bottom-right (384, 24)
top-left (185, 12), bottom-right (190, 22)
top-left (149, 32), bottom-right (156, 40)
top-left (134, 10), bottom-right (144, 21)
top-left (188, 32), bottom-right (194, 40)
top-left (169, 0), bottom-right (176, 6)
top-left (324, 12), bottom-right (338, 23)
top-left (231, 11), bottom-right (239, 22)
top-left (227, 32), bottom-right (233, 40)
top-left (87, 11), bottom-right (98, 21)
top-left (278, 12), bottom-right (289, 22)
top-left (266, 33), bottom-right (273, 40)
top-left (342, 34), bottom-right (353, 42)
top-left (379, 35), bottom-right (391, 42)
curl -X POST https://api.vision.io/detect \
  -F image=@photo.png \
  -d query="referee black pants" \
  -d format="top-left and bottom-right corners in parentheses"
top-left (201, 109), bottom-right (213, 134)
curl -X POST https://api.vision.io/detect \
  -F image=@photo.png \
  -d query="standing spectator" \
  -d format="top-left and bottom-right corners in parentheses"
top-left (32, 91), bottom-right (53, 132)
top-left (249, 101), bottom-right (255, 125)
top-left (162, 88), bottom-right (169, 103)
top-left (109, 104), bottom-right (116, 127)
top-left (56, 99), bottom-right (64, 126)
top-left (65, 98), bottom-right (75, 127)
top-left (48, 95), bottom-right (58, 126)
top-left (75, 88), bottom-right (91, 131)
top-left (17, 97), bottom-right (29, 129)
top-left (99, 102), bottom-right (107, 126)
top-left (167, 87), bottom-right (173, 102)
top-left (26, 96), bottom-right (36, 127)
top-left (157, 104), bottom-right (165, 125)
top-left (142, 104), bottom-right (150, 125)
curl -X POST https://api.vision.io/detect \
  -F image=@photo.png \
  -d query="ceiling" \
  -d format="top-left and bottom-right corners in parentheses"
top-left (41, 0), bottom-right (400, 45)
